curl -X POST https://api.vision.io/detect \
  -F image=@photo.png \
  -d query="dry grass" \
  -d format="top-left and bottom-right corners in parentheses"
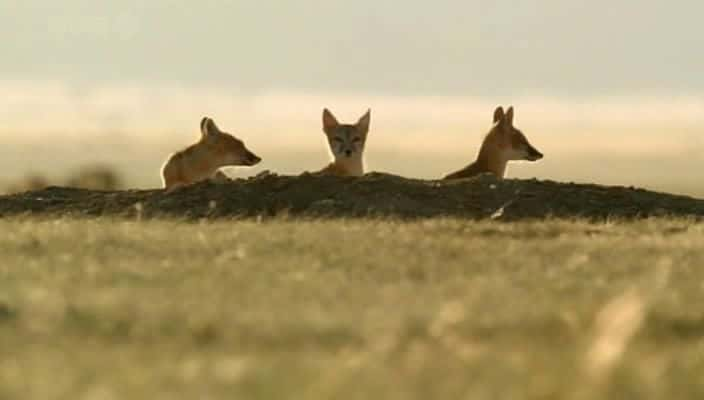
top-left (1, 218), bottom-right (703, 399)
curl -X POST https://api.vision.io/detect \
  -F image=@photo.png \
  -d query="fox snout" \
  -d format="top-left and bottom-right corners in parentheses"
top-left (244, 150), bottom-right (262, 166)
top-left (526, 145), bottom-right (543, 161)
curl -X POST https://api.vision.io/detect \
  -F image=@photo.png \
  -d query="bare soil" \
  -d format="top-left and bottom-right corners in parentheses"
top-left (1, 172), bottom-right (703, 220)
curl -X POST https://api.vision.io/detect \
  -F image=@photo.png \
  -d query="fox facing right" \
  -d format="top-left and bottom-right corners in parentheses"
top-left (161, 117), bottom-right (261, 191)
top-left (443, 106), bottom-right (543, 180)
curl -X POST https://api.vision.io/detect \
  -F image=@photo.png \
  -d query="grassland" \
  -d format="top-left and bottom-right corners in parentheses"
top-left (1, 217), bottom-right (704, 399)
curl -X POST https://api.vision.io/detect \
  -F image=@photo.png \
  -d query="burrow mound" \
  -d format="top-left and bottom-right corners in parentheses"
top-left (1, 172), bottom-right (703, 221)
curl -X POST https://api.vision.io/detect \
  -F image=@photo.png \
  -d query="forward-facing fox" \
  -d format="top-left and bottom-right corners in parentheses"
top-left (316, 108), bottom-right (371, 177)
top-left (161, 117), bottom-right (261, 190)
top-left (443, 106), bottom-right (543, 180)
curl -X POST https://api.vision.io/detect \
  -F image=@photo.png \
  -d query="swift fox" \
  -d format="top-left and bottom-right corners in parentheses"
top-left (161, 117), bottom-right (261, 190)
top-left (317, 108), bottom-right (371, 177)
top-left (443, 106), bottom-right (542, 180)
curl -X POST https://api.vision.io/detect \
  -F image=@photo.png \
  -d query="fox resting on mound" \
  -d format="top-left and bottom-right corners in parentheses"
top-left (316, 108), bottom-right (371, 177)
top-left (444, 106), bottom-right (543, 180)
top-left (161, 117), bottom-right (261, 190)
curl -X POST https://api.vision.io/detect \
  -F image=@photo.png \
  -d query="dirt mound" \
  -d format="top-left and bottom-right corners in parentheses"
top-left (0, 172), bottom-right (702, 220)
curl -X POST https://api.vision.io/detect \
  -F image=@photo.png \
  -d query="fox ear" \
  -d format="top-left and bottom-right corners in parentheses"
top-left (493, 106), bottom-right (505, 124)
top-left (200, 117), bottom-right (218, 137)
top-left (322, 108), bottom-right (339, 134)
top-left (505, 106), bottom-right (514, 126)
top-left (356, 109), bottom-right (371, 134)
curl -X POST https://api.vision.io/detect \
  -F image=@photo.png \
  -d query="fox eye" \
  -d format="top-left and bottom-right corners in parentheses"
top-left (333, 137), bottom-right (343, 143)
top-left (352, 137), bottom-right (361, 143)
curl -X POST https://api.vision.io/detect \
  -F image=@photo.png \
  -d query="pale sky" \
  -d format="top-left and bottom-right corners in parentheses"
top-left (1, 0), bottom-right (703, 194)
top-left (1, 0), bottom-right (702, 96)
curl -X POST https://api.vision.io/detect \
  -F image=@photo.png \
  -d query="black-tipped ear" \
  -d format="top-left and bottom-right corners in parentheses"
top-left (357, 109), bottom-right (371, 133)
top-left (493, 106), bottom-right (505, 124)
top-left (323, 108), bottom-right (339, 133)
top-left (505, 106), bottom-right (514, 126)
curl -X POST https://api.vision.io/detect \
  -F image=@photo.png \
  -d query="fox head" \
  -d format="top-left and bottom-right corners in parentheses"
top-left (485, 106), bottom-right (543, 162)
top-left (322, 108), bottom-right (371, 160)
top-left (200, 117), bottom-right (261, 167)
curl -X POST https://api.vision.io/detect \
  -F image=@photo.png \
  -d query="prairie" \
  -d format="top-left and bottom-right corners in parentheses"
top-left (1, 216), bottom-right (703, 399)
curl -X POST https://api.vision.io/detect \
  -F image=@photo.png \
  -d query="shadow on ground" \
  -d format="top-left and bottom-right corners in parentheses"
top-left (1, 172), bottom-right (703, 221)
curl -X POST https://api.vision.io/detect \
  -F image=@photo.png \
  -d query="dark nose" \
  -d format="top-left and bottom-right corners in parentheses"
top-left (345, 150), bottom-right (352, 157)
top-left (531, 148), bottom-right (544, 160)
top-left (248, 151), bottom-right (262, 165)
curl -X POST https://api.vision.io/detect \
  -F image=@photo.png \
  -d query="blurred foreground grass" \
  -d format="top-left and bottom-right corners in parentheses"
top-left (1, 218), bottom-right (703, 399)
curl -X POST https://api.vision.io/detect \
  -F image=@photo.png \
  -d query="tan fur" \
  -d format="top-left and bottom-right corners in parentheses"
top-left (161, 117), bottom-right (261, 190)
top-left (315, 108), bottom-right (371, 177)
top-left (443, 106), bottom-right (543, 180)
top-left (318, 162), bottom-right (355, 176)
